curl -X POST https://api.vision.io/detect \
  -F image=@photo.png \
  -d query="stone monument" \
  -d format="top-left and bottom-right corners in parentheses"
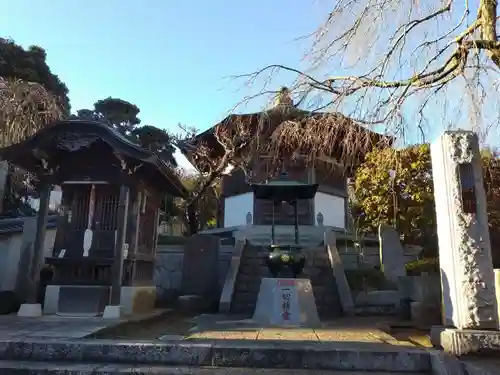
top-left (250, 176), bottom-right (321, 327)
top-left (378, 224), bottom-right (406, 283)
top-left (430, 130), bottom-right (500, 355)
top-left (253, 278), bottom-right (320, 327)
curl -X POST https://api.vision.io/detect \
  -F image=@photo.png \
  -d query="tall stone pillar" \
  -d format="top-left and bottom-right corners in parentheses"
top-left (431, 131), bottom-right (497, 330)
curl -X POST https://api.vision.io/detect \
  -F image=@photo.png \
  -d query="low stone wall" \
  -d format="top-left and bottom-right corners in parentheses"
top-left (304, 247), bottom-right (420, 270)
top-left (154, 242), bottom-right (421, 303)
top-left (154, 244), bottom-right (235, 302)
top-left (307, 245), bottom-right (421, 270)
top-left (0, 227), bottom-right (56, 292)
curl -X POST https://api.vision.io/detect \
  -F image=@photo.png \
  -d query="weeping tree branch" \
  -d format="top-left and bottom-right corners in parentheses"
top-left (0, 77), bottom-right (62, 215)
top-left (236, 0), bottom-right (500, 149)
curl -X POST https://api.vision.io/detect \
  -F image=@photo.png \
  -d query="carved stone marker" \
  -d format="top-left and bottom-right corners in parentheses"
top-left (431, 131), bottom-right (497, 330)
top-left (378, 224), bottom-right (406, 283)
top-left (253, 278), bottom-right (320, 327)
top-left (180, 234), bottom-right (220, 301)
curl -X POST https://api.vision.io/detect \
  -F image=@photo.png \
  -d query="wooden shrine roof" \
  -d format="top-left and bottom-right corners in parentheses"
top-left (0, 120), bottom-right (188, 198)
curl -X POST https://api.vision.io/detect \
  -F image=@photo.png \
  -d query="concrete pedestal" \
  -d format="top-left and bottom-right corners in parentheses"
top-left (44, 285), bottom-right (156, 316)
top-left (17, 303), bottom-right (42, 317)
top-left (102, 305), bottom-right (123, 319)
top-left (253, 278), bottom-right (320, 327)
top-left (431, 326), bottom-right (500, 356)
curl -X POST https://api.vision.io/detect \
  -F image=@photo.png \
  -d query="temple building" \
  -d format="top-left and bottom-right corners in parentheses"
top-left (181, 88), bottom-right (391, 233)
top-left (0, 120), bottom-right (187, 317)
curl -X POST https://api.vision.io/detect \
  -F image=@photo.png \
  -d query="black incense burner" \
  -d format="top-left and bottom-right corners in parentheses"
top-left (267, 244), bottom-right (306, 278)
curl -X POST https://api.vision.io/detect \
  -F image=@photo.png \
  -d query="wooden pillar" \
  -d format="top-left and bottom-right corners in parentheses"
top-left (271, 201), bottom-right (276, 244)
top-left (307, 166), bottom-right (316, 226)
top-left (0, 161), bottom-right (8, 214)
top-left (110, 185), bottom-right (129, 306)
top-left (293, 200), bottom-right (299, 244)
top-left (27, 182), bottom-right (51, 304)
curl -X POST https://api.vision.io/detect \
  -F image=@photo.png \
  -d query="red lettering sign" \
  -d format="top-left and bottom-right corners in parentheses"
top-left (277, 279), bottom-right (295, 287)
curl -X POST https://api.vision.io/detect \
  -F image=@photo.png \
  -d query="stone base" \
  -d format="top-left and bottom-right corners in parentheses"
top-left (253, 278), bottom-right (320, 327)
top-left (178, 294), bottom-right (211, 312)
top-left (431, 326), bottom-right (500, 356)
top-left (411, 301), bottom-right (441, 329)
top-left (120, 286), bottom-right (156, 315)
top-left (44, 285), bottom-right (156, 316)
top-left (102, 305), bottom-right (123, 319)
top-left (17, 303), bottom-right (42, 317)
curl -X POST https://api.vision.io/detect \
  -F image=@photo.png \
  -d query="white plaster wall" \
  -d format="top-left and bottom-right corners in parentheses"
top-left (314, 192), bottom-right (345, 228)
top-left (0, 228), bottom-right (56, 291)
top-left (224, 193), bottom-right (254, 227)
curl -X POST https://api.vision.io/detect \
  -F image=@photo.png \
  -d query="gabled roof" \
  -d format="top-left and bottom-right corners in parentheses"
top-left (0, 120), bottom-right (188, 198)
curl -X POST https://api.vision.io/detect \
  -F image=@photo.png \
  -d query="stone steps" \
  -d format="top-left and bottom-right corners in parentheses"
top-left (0, 339), bottom-right (433, 373)
top-left (0, 361), bottom-right (432, 374)
top-left (229, 245), bottom-right (343, 317)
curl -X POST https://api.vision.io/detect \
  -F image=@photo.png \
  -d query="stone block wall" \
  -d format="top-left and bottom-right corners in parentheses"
top-left (302, 247), bottom-right (343, 318)
top-left (307, 245), bottom-right (420, 270)
top-left (153, 241), bottom-right (422, 305)
top-left (154, 244), bottom-right (235, 303)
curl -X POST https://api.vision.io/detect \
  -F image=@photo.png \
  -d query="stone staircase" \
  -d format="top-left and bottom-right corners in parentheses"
top-left (0, 337), bottom-right (437, 374)
top-left (230, 242), bottom-right (343, 318)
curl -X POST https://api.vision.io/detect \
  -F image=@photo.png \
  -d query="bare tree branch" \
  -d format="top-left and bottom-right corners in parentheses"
top-left (235, 0), bottom-right (500, 151)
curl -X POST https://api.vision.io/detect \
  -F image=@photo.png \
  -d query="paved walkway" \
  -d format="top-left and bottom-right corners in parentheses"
top-left (0, 309), bottom-right (168, 340)
top-left (0, 312), bottom-right (432, 349)
top-left (182, 315), bottom-right (432, 348)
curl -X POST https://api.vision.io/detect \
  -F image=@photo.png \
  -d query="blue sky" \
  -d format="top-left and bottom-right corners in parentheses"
top-left (2, 0), bottom-right (497, 166)
top-left (1, 1), bottom-right (327, 129)
top-left (1, 0), bottom-right (333, 168)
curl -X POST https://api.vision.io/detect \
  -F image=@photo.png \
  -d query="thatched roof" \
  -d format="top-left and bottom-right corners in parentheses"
top-left (180, 104), bottom-right (393, 171)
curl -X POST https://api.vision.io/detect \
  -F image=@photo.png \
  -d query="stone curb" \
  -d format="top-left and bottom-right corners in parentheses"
top-left (0, 338), bottom-right (432, 372)
top-left (0, 361), bottom-right (431, 375)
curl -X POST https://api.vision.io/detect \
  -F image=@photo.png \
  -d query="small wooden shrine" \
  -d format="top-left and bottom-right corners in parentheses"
top-left (0, 120), bottom-right (187, 316)
top-left (181, 88), bottom-right (392, 231)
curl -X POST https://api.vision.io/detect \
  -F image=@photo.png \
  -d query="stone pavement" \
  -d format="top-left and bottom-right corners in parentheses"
top-left (0, 309), bottom-right (169, 340)
top-left (181, 314), bottom-right (432, 348)
top-left (0, 313), bottom-right (499, 374)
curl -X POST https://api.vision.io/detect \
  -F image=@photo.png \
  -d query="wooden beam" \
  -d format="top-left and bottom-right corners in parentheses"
top-left (110, 185), bottom-right (129, 306)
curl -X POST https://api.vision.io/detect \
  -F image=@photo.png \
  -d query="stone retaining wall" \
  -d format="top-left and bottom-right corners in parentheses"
top-left (154, 245), bottom-right (234, 302)
top-left (154, 242), bottom-right (421, 303)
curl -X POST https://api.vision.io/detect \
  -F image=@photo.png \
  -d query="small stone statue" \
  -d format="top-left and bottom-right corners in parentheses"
top-left (316, 212), bottom-right (324, 226)
top-left (246, 212), bottom-right (252, 225)
top-left (274, 87), bottom-right (294, 107)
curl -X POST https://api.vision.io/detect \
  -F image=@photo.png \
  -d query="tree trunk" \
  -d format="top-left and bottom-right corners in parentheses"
top-left (479, 0), bottom-right (500, 66)
top-left (186, 201), bottom-right (198, 236)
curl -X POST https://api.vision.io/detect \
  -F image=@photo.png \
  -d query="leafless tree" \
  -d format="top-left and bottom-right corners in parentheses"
top-left (174, 121), bottom-right (254, 234)
top-left (238, 0), bottom-right (500, 146)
